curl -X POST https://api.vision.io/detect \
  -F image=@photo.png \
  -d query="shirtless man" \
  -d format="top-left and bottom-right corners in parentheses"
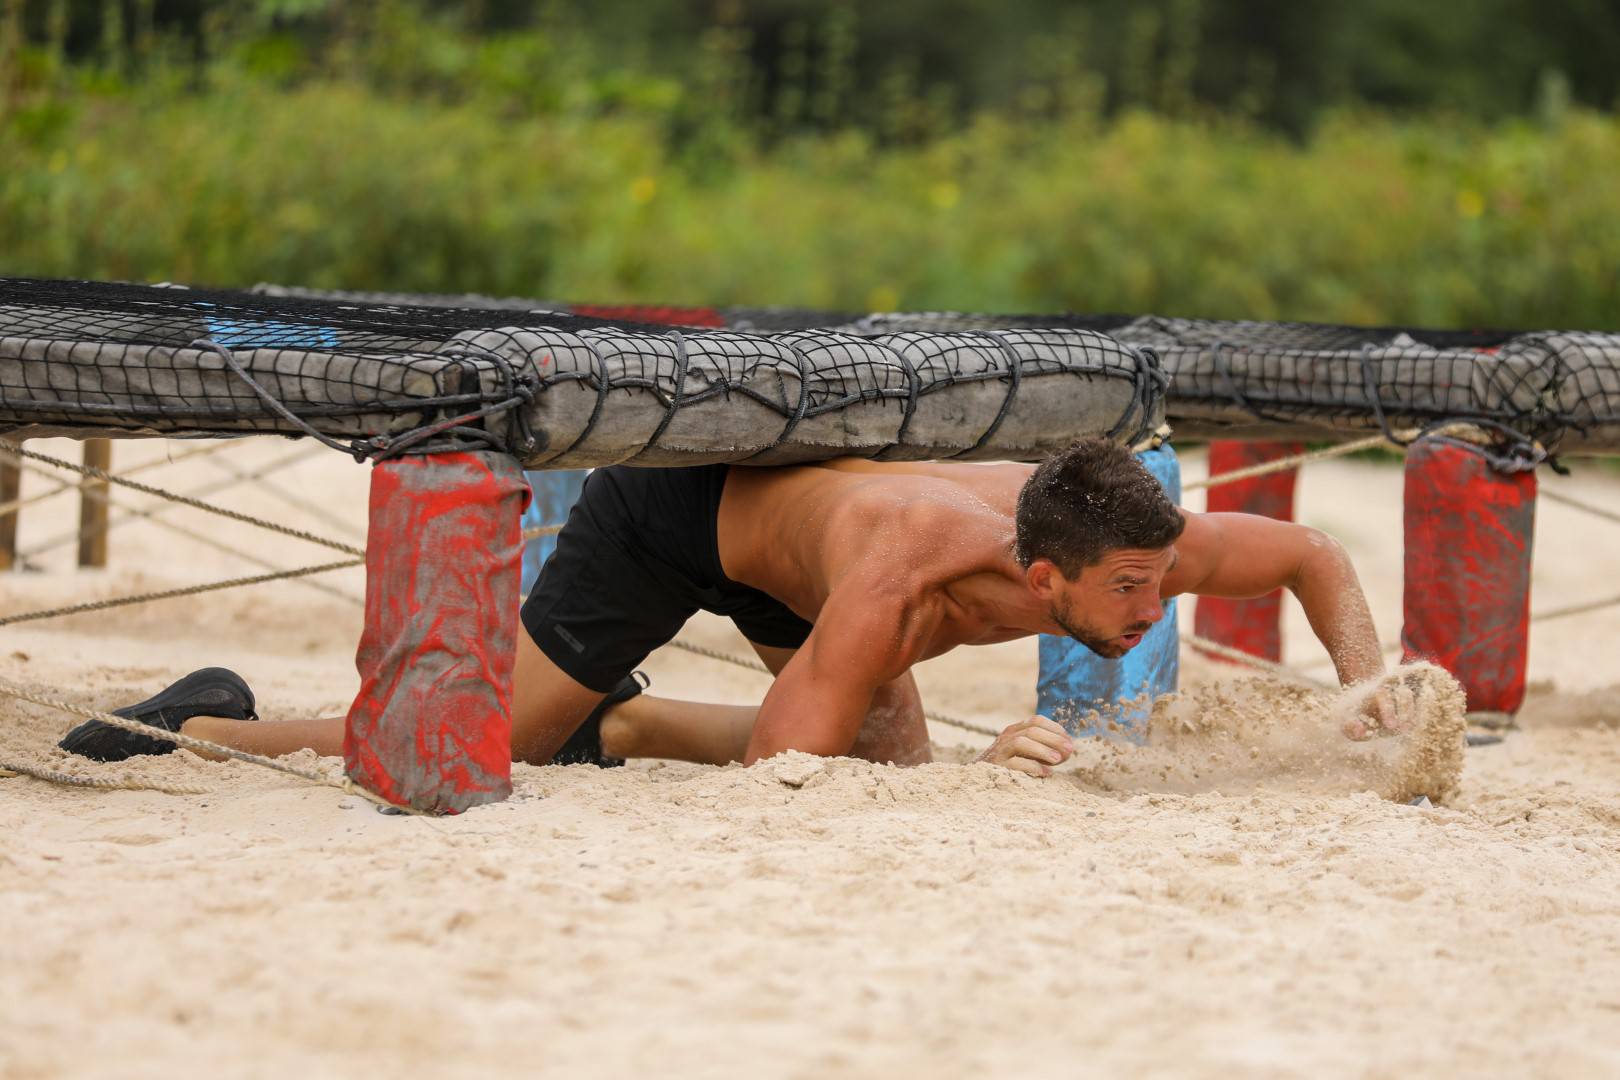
top-left (60, 438), bottom-right (1393, 776)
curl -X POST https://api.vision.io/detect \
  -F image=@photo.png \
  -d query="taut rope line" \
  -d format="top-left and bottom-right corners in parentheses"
top-left (1539, 487), bottom-right (1620, 528)
top-left (20, 444), bottom-right (328, 560)
top-left (0, 439), bottom-right (239, 521)
top-left (0, 439), bottom-right (363, 557)
top-left (0, 757), bottom-right (211, 796)
top-left (0, 559), bottom-right (366, 628)
top-left (1181, 435), bottom-right (1391, 493)
top-left (0, 523), bottom-right (562, 628)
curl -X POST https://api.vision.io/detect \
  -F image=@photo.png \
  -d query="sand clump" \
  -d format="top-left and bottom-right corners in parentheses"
top-left (1059, 662), bottom-right (1467, 804)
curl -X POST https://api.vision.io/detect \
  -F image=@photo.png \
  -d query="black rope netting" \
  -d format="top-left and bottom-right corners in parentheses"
top-left (253, 285), bottom-right (1620, 458)
top-left (728, 310), bottom-right (1620, 460)
top-left (8, 278), bottom-right (1620, 466)
top-left (0, 278), bottom-right (1164, 467)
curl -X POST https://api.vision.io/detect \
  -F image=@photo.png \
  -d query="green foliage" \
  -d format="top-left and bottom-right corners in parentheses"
top-left (0, 3), bottom-right (1616, 330)
top-left (15, 0), bottom-right (1620, 134)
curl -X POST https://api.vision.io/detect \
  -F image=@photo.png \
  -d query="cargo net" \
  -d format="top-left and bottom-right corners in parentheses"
top-left (768, 311), bottom-right (1620, 462)
top-left (0, 278), bottom-right (1165, 468)
top-left (254, 285), bottom-right (1620, 461)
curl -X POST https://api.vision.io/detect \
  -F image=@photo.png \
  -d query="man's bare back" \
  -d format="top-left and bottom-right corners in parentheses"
top-left (718, 461), bottom-right (1036, 653)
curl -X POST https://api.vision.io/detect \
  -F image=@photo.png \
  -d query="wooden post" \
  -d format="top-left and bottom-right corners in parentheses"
top-left (77, 439), bottom-right (111, 568)
top-left (0, 439), bottom-right (19, 571)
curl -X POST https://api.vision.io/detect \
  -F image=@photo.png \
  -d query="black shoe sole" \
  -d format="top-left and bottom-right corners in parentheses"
top-left (59, 667), bottom-right (257, 762)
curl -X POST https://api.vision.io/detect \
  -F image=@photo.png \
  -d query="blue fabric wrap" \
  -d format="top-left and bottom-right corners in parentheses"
top-left (1034, 443), bottom-right (1182, 741)
top-left (519, 470), bottom-right (590, 594)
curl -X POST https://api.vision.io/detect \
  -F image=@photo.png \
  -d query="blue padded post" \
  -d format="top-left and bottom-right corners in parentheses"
top-left (1034, 443), bottom-right (1182, 741)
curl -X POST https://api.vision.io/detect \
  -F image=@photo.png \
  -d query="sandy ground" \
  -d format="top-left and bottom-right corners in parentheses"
top-left (2, 438), bottom-right (1619, 1079)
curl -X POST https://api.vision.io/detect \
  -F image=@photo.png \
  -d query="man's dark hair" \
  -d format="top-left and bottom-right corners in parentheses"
top-left (1014, 437), bottom-right (1186, 576)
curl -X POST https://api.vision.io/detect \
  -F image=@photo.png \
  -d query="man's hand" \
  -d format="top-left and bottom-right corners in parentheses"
top-left (977, 716), bottom-right (1075, 777)
top-left (1342, 682), bottom-right (1409, 740)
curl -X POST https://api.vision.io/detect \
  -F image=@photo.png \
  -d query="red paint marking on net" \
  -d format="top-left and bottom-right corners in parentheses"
top-left (571, 304), bottom-right (726, 329)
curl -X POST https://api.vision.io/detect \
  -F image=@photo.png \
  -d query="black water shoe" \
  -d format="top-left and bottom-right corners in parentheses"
top-left (59, 667), bottom-right (258, 762)
top-left (551, 671), bottom-right (648, 768)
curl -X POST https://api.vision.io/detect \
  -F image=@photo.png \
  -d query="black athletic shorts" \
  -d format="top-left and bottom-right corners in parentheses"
top-left (521, 464), bottom-right (814, 692)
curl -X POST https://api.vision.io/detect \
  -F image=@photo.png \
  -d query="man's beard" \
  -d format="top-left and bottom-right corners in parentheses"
top-left (1051, 597), bottom-right (1154, 660)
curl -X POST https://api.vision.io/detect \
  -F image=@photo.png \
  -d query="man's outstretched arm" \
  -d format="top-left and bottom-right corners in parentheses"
top-left (1168, 511), bottom-right (1386, 688)
top-left (743, 585), bottom-right (927, 764)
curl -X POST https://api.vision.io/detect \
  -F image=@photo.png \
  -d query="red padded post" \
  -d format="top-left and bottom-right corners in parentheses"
top-left (1194, 440), bottom-right (1304, 662)
top-left (1402, 438), bottom-right (1536, 719)
top-left (344, 451), bottom-right (531, 813)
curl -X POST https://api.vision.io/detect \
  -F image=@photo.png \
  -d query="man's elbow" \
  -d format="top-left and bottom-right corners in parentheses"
top-left (744, 718), bottom-right (855, 765)
top-left (1289, 527), bottom-right (1350, 590)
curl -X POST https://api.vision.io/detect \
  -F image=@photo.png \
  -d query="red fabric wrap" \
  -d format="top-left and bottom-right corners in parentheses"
top-left (344, 451), bottom-right (531, 813)
top-left (1402, 439), bottom-right (1536, 716)
top-left (1194, 440), bottom-right (1303, 662)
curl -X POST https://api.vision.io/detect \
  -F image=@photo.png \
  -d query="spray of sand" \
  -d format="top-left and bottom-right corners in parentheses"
top-left (1059, 662), bottom-right (1467, 803)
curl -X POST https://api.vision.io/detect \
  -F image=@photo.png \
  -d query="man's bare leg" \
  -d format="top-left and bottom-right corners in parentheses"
top-left (174, 636), bottom-right (927, 767)
top-left (180, 712), bottom-right (345, 758)
top-left (177, 634), bottom-right (733, 765)
top-left (596, 641), bottom-right (794, 765)
top-left (177, 633), bottom-right (608, 764)
top-left (600, 695), bottom-right (758, 764)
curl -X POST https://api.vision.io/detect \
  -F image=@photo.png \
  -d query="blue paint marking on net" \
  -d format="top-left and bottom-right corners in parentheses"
top-left (202, 308), bottom-right (341, 350)
top-left (1035, 443), bottom-right (1182, 742)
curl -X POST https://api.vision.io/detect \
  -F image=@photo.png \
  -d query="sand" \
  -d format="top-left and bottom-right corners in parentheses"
top-left (3, 438), bottom-right (1619, 1078)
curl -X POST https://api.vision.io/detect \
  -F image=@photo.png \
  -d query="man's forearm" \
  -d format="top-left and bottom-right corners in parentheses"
top-left (1290, 533), bottom-right (1386, 686)
top-left (744, 676), bottom-right (875, 764)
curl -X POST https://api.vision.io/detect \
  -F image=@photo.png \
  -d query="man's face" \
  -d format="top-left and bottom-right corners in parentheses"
top-left (1035, 546), bottom-right (1177, 659)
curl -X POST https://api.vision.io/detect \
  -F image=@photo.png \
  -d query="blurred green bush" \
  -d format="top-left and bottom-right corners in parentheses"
top-left (1, 5), bottom-right (1616, 329)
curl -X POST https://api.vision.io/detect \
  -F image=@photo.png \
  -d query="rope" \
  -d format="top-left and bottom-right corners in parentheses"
top-left (0, 676), bottom-right (416, 813)
top-left (0, 756), bottom-right (211, 796)
top-left (1183, 631), bottom-right (1335, 689)
top-left (1181, 421), bottom-right (1542, 496)
top-left (0, 559), bottom-right (364, 627)
top-left (1182, 435), bottom-right (1390, 493)
top-left (663, 638), bottom-right (1003, 739)
top-left (18, 443), bottom-right (329, 560)
top-left (203, 455), bottom-right (369, 542)
top-left (1539, 487), bottom-right (1620, 529)
top-left (1529, 591), bottom-right (1620, 625)
top-left (0, 440), bottom-right (240, 521)
top-left (129, 506), bottom-right (366, 607)
top-left (0, 439), bottom-right (363, 557)
top-left (0, 523), bottom-right (561, 628)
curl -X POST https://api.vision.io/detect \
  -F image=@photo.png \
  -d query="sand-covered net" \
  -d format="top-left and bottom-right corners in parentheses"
top-left (2, 439), bottom-right (1619, 1077)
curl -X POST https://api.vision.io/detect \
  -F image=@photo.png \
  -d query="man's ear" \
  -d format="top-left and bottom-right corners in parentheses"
top-left (1025, 558), bottom-right (1066, 600)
